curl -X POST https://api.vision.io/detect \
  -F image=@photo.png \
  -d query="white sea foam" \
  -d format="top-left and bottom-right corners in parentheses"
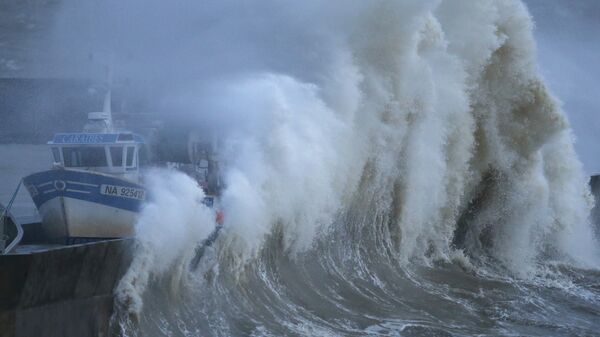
top-left (115, 169), bottom-right (215, 315)
top-left (203, 0), bottom-right (600, 272)
top-left (65, 0), bottom-right (600, 309)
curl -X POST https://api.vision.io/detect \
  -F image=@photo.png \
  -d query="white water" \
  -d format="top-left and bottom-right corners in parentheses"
top-left (198, 0), bottom-right (599, 269)
top-left (83, 0), bottom-right (600, 326)
top-left (116, 170), bottom-right (215, 315)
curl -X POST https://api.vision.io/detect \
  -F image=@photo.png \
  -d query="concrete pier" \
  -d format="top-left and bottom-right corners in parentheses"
top-left (0, 239), bottom-right (133, 337)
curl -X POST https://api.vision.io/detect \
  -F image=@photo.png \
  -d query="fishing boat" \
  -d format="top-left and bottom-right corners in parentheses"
top-left (0, 85), bottom-right (223, 337)
top-left (22, 91), bottom-right (147, 244)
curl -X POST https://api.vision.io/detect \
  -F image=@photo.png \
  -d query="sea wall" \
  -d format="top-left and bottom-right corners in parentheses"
top-left (0, 239), bottom-right (134, 337)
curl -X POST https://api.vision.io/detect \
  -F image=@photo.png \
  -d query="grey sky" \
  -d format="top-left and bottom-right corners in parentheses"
top-left (525, 0), bottom-right (600, 174)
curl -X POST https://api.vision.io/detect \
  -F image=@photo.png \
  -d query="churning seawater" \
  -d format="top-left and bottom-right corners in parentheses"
top-left (3, 0), bottom-right (600, 336)
top-left (104, 1), bottom-right (600, 336)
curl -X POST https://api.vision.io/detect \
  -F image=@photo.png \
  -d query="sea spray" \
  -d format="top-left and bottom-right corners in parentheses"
top-left (44, 0), bottom-right (600, 334)
top-left (215, 74), bottom-right (366, 263)
top-left (102, 0), bottom-right (600, 290)
top-left (206, 0), bottom-right (598, 271)
top-left (115, 169), bottom-right (215, 316)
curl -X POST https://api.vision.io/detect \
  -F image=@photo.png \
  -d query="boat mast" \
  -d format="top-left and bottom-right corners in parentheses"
top-left (102, 88), bottom-right (114, 131)
top-left (102, 62), bottom-right (114, 130)
top-left (84, 63), bottom-right (114, 133)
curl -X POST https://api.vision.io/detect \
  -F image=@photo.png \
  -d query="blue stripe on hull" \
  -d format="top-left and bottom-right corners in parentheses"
top-left (23, 169), bottom-right (145, 212)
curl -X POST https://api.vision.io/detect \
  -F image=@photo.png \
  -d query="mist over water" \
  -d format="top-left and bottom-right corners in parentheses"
top-left (44, 0), bottom-right (600, 335)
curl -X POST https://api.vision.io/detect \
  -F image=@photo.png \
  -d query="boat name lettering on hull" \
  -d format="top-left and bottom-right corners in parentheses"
top-left (100, 184), bottom-right (145, 200)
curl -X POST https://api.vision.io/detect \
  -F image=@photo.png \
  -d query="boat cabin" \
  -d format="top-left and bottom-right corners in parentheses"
top-left (48, 132), bottom-right (145, 181)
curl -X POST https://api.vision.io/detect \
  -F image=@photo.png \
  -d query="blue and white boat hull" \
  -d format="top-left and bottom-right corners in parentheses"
top-left (23, 169), bottom-right (145, 243)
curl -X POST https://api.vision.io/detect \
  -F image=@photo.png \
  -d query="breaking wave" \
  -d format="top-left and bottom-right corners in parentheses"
top-left (96, 0), bottom-right (600, 335)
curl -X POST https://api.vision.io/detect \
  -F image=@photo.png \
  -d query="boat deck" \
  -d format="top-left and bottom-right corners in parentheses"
top-left (9, 244), bottom-right (65, 254)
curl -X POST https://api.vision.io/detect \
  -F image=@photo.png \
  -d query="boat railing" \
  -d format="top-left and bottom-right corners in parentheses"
top-left (0, 204), bottom-right (5, 252)
top-left (1, 180), bottom-right (24, 254)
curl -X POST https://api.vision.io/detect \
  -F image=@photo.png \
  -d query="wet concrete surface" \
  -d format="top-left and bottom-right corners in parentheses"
top-left (0, 239), bottom-right (133, 337)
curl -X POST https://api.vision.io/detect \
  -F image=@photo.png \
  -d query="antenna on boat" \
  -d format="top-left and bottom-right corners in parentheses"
top-left (102, 61), bottom-right (114, 129)
top-left (84, 58), bottom-right (115, 133)
top-left (103, 63), bottom-right (113, 115)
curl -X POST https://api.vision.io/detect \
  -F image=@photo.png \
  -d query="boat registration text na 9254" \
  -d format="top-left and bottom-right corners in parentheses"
top-left (100, 184), bottom-right (145, 200)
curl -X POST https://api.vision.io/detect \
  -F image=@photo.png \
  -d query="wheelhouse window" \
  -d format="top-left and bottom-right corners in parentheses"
top-left (51, 147), bottom-right (61, 163)
top-left (110, 146), bottom-right (124, 167)
top-left (63, 147), bottom-right (108, 167)
top-left (126, 146), bottom-right (136, 168)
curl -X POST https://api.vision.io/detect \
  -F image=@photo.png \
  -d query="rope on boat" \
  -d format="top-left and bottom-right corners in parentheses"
top-left (1, 180), bottom-right (24, 254)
